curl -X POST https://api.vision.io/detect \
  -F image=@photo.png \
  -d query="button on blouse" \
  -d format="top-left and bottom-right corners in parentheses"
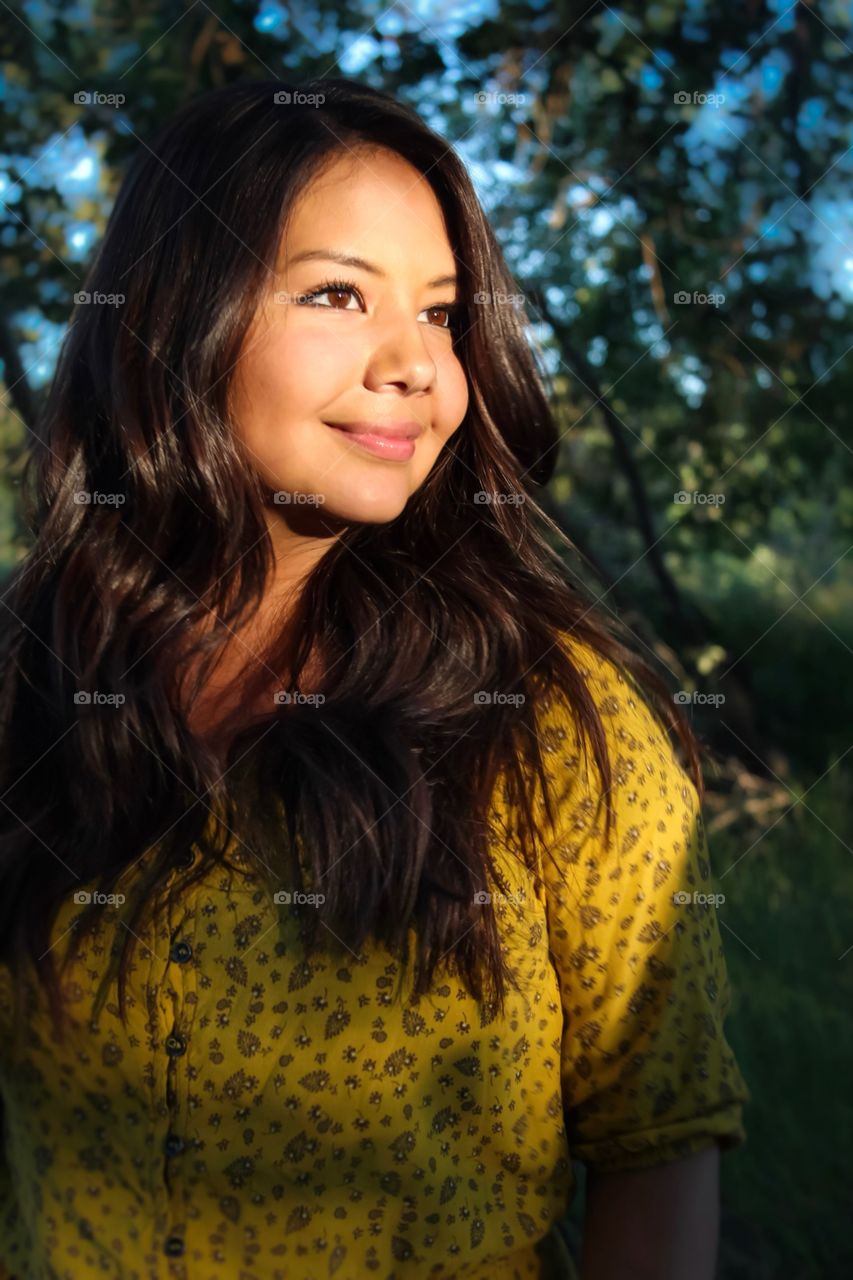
top-left (164, 1032), bottom-right (187, 1058)
top-left (169, 939), bottom-right (193, 964)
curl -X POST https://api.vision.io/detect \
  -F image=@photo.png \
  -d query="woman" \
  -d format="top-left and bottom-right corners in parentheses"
top-left (0, 77), bottom-right (749, 1279)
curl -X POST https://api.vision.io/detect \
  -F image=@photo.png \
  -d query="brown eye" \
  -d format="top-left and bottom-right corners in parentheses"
top-left (426, 306), bottom-right (451, 327)
top-left (298, 280), bottom-right (363, 311)
top-left (324, 288), bottom-right (356, 309)
top-left (421, 304), bottom-right (462, 332)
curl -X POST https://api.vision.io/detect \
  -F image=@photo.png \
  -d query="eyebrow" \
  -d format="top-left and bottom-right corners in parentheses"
top-left (286, 248), bottom-right (457, 290)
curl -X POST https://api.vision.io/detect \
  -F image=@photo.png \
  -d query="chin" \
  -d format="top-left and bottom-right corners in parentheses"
top-left (314, 468), bottom-right (414, 521)
top-left (321, 490), bottom-right (411, 525)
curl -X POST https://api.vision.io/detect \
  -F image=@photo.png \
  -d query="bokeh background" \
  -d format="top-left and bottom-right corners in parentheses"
top-left (1, 2), bottom-right (851, 1275)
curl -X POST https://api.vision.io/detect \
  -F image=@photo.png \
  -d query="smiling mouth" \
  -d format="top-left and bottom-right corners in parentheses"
top-left (324, 421), bottom-right (422, 461)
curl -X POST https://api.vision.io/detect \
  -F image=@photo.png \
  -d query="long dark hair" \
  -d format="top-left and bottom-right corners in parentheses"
top-left (0, 76), bottom-right (703, 1042)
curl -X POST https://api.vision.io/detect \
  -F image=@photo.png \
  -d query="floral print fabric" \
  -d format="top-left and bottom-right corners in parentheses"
top-left (0, 639), bottom-right (749, 1278)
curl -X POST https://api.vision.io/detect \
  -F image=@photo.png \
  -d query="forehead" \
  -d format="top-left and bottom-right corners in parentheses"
top-left (281, 147), bottom-right (456, 274)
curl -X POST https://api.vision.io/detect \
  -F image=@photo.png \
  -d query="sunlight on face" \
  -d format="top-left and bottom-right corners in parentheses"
top-left (230, 146), bottom-right (470, 528)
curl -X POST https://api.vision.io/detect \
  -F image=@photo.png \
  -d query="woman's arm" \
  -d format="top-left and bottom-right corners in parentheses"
top-left (579, 1144), bottom-right (721, 1280)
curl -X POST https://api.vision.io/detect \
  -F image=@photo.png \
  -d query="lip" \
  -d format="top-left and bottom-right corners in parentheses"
top-left (325, 420), bottom-right (424, 461)
top-left (328, 421), bottom-right (424, 440)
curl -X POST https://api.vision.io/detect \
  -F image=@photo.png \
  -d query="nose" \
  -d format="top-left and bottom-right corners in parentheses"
top-left (362, 311), bottom-right (437, 396)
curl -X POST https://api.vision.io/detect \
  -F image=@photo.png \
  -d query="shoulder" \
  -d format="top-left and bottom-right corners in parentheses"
top-left (530, 639), bottom-right (750, 1174)
top-left (533, 631), bottom-right (696, 838)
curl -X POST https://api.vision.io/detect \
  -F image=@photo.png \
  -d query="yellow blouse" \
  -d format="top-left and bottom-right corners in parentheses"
top-left (0, 638), bottom-right (750, 1279)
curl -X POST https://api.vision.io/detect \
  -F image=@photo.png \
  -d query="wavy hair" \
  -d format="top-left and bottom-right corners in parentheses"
top-left (0, 76), bottom-right (703, 1041)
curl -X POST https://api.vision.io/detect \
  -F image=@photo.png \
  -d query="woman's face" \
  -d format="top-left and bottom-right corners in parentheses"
top-left (230, 146), bottom-right (470, 528)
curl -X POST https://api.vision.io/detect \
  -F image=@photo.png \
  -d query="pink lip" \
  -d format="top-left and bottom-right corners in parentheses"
top-left (330, 421), bottom-right (423, 439)
top-left (325, 420), bottom-right (423, 461)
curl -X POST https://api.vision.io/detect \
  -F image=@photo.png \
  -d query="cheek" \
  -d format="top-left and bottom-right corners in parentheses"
top-left (435, 352), bottom-right (469, 439)
top-left (242, 325), bottom-right (356, 418)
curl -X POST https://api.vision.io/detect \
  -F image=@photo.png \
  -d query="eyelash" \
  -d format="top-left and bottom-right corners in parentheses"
top-left (297, 278), bottom-right (463, 332)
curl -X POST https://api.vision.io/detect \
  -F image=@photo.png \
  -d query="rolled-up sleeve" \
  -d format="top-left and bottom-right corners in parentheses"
top-left (536, 640), bottom-right (751, 1174)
